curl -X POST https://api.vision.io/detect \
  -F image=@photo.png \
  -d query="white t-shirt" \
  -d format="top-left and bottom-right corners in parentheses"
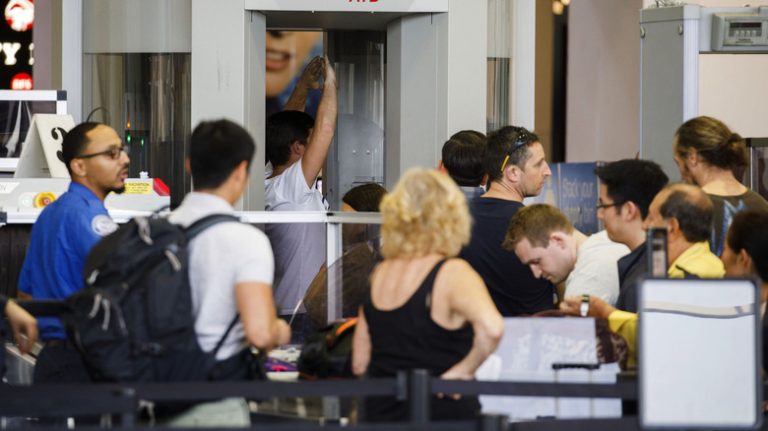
top-left (564, 230), bottom-right (630, 305)
top-left (169, 192), bottom-right (274, 360)
top-left (264, 161), bottom-right (328, 315)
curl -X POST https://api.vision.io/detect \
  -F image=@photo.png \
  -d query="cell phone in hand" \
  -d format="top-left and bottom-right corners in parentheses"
top-left (646, 227), bottom-right (668, 278)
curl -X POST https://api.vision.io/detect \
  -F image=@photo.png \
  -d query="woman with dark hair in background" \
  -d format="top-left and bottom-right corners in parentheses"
top-left (720, 210), bottom-right (768, 373)
top-left (673, 116), bottom-right (768, 256)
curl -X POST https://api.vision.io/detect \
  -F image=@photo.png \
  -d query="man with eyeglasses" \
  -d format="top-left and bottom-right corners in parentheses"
top-left (594, 159), bottom-right (668, 312)
top-left (459, 126), bottom-right (555, 316)
top-left (18, 122), bottom-right (129, 383)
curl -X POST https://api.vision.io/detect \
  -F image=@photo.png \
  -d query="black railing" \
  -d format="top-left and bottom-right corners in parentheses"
top-left (4, 300), bottom-right (764, 430)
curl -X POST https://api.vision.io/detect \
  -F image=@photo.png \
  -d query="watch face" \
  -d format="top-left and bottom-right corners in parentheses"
top-left (580, 301), bottom-right (589, 317)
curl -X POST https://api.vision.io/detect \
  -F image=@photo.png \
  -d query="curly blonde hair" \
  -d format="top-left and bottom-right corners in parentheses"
top-left (380, 168), bottom-right (471, 259)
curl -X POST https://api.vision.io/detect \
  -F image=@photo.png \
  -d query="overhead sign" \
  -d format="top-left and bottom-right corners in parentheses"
top-left (0, 0), bottom-right (32, 89)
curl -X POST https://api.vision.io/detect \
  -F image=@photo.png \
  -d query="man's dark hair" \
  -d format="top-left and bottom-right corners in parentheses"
top-left (265, 110), bottom-right (314, 167)
top-left (727, 210), bottom-right (768, 281)
top-left (595, 159), bottom-right (668, 220)
top-left (342, 183), bottom-right (387, 212)
top-left (190, 119), bottom-right (255, 190)
top-left (450, 130), bottom-right (486, 146)
top-left (58, 122), bottom-right (101, 175)
top-left (659, 186), bottom-right (713, 243)
top-left (441, 136), bottom-right (486, 187)
top-left (484, 126), bottom-right (540, 183)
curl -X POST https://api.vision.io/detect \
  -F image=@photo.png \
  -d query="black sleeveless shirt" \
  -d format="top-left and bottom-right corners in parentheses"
top-left (362, 259), bottom-right (479, 422)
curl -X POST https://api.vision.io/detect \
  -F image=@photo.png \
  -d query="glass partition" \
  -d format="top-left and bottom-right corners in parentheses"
top-left (83, 53), bottom-right (191, 207)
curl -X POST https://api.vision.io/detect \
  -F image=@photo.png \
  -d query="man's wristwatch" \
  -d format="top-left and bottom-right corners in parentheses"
top-left (580, 294), bottom-right (590, 317)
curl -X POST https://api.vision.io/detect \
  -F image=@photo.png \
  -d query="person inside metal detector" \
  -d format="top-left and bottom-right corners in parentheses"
top-left (17, 122), bottom-right (128, 383)
top-left (673, 116), bottom-right (768, 257)
top-left (352, 168), bottom-right (504, 422)
top-left (264, 56), bottom-right (337, 343)
top-left (560, 210), bottom-right (768, 371)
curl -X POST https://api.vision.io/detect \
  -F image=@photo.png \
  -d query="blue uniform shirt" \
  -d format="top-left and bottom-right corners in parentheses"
top-left (18, 182), bottom-right (117, 340)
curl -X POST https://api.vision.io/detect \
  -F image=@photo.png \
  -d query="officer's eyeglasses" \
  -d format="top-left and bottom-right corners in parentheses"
top-left (76, 145), bottom-right (129, 161)
top-left (499, 131), bottom-right (534, 173)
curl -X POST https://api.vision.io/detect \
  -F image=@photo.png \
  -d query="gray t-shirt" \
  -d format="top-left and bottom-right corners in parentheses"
top-left (265, 161), bottom-right (327, 315)
top-left (169, 192), bottom-right (274, 360)
top-left (708, 190), bottom-right (768, 256)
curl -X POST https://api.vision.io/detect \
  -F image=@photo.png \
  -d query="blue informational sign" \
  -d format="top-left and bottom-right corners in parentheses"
top-left (523, 162), bottom-right (601, 234)
top-left (557, 162), bottom-right (600, 234)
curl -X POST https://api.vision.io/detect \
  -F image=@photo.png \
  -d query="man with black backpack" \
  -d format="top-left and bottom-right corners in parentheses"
top-left (18, 122), bottom-right (128, 383)
top-left (168, 119), bottom-right (290, 372)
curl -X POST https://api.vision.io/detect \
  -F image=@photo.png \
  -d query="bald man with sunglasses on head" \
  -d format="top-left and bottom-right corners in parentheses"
top-left (18, 122), bottom-right (129, 383)
top-left (459, 126), bottom-right (555, 316)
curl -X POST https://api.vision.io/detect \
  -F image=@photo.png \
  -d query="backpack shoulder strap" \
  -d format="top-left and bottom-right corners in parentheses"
top-left (184, 214), bottom-right (241, 241)
top-left (183, 213), bottom-right (243, 357)
top-left (211, 314), bottom-right (240, 357)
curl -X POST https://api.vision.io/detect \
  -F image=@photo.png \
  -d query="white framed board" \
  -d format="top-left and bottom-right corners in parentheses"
top-left (639, 278), bottom-right (761, 429)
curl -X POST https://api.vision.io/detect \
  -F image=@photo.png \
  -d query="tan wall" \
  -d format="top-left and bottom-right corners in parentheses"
top-left (565, 0), bottom-right (643, 162)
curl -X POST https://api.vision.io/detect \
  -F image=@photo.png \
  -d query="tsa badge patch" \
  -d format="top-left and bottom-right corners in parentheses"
top-left (91, 215), bottom-right (118, 237)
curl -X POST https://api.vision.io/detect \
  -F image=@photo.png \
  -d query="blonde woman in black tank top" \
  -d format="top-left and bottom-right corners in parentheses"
top-left (352, 168), bottom-right (504, 423)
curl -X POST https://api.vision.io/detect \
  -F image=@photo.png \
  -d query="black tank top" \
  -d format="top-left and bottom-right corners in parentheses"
top-left (363, 259), bottom-right (474, 378)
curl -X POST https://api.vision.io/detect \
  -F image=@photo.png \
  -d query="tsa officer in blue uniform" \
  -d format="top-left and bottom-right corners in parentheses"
top-left (18, 122), bottom-right (129, 382)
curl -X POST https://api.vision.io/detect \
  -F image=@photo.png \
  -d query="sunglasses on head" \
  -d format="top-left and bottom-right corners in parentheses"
top-left (499, 131), bottom-right (534, 173)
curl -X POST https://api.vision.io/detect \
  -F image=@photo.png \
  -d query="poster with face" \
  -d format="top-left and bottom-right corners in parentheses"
top-left (265, 31), bottom-right (323, 118)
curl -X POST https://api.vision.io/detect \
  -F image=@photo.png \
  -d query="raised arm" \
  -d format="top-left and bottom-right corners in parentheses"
top-left (236, 282), bottom-right (291, 351)
top-left (440, 259), bottom-right (504, 380)
top-left (300, 56), bottom-right (337, 187)
top-left (283, 56), bottom-right (324, 112)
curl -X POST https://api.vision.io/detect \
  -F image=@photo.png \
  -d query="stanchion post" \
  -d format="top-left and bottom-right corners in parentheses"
top-left (115, 388), bottom-right (136, 428)
top-left (408, 369), bottom-right (431, 424)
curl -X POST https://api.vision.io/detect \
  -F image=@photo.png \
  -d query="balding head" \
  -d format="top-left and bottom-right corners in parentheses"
top-left (647, 183), bottom-right (713, 243)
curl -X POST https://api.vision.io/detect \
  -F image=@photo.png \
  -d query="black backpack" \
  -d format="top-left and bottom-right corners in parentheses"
top-left (63, 214), bottom-right (242, 382)
top-left (298, 318), bottom-right (357, 380)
